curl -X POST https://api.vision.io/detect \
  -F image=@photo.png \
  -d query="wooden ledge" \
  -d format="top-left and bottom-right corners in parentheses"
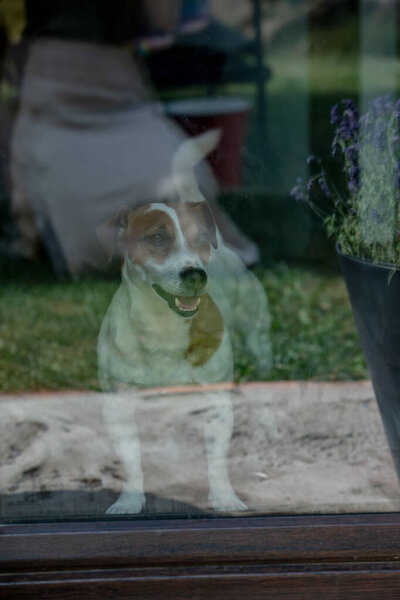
top-left (1, 514), bottom-right (400, 599)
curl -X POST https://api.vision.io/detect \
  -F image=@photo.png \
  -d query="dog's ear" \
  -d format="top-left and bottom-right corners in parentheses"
top-left (200, 202), bottom-right (218, 249)
top-left (96, 205), bottom-right (131, 262)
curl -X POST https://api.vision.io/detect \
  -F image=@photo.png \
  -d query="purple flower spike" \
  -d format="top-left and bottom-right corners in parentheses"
top-left (395, 99), bottom-right (400, 120)
top-left (330, 104), bottom-right (340, 125)
top-left (331, 138), bottom-right (340, 158)
top-left (330, 98), bottom-right (360, 160)
top-left (371, 208), bottom-right (380, 224)
top-left (373, 120), bottom-right (387, 151)
top-left (394, 160), bottom-right (400, 194)
top-left (318, 174), bottom-right (330, 197)
top-left (346, 144), bottom-right (359, 162)
top-left (290, 177), bottom-right (308, 203)
top-left (348, 164), bottom-right (360, 193)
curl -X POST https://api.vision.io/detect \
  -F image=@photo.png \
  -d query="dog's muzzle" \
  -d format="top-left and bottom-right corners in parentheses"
top-left (153, 267), bottom-right (207, 318)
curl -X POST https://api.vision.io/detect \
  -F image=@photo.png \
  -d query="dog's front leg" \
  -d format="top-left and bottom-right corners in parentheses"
top-left (103, 391), bottom-right (146, 514)
top-left (203, 391), bottom-right (248, 512)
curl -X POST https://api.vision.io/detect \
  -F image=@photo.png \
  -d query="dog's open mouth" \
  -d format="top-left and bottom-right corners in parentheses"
top-left (153, 284), bottom-right (201, 317)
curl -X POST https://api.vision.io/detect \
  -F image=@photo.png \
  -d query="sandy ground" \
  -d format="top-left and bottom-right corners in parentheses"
top-left (1, 381), bottom-right (400, 520)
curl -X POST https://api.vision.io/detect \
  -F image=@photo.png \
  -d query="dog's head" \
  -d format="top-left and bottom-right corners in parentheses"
top-left (98, 130), bottom-right (221, 318)
top-left (105, 201), bottom-right (217, 317)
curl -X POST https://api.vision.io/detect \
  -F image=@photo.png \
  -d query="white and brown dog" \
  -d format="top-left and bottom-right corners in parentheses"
top-left (97, 131), bottom-right (272, 514)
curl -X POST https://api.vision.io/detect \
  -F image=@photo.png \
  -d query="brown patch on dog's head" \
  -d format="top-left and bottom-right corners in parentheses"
top-left (127, 202), bottom-right (217, 267)
top-left (125, 206), bottom-right (176, 266)
top-left (97, 200), bottom-right (218, 268)
top-left (172, 201), bottom-right (218, 260)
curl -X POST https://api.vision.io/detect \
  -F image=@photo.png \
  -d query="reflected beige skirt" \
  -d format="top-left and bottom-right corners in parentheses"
top-left (10, 38), bottom-right (257, 276)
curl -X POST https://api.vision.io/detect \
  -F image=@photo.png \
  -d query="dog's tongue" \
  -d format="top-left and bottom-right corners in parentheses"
top-left (175, 296), bottom-right (200, 311)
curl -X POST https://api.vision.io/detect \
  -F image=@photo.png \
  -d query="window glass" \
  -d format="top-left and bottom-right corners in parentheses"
top-left (1, 0), bottom-right (400, 521)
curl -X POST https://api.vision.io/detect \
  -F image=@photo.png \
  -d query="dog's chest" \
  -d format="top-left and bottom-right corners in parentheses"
top-left (136, 312), bottom-right (192, 357)
top-left (99, 286), bottom-right (229, 387)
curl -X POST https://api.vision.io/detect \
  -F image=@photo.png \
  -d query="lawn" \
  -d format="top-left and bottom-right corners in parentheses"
top-left (0, 262), bottom-right (366, 392)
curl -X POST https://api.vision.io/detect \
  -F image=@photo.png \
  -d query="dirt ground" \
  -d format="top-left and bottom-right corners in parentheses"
top-left (1, 381), bottom-right (400, 520)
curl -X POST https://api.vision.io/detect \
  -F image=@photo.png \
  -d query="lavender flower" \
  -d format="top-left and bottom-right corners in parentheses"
top-left (371, 208), bottom-right (380, 224)
top-left (307, 154), bottom-right (321, 166)
top-left (370, 94), bottom-right (394, 117)
top-left (331, 99), bottom-right (359, 159)
top-left (345, 144), bottom-right (359, 163)
top-left (367, 96), bottom-right (392, 121)
top-left (394, 160), bottom-right (400, 197)
top-left (292, 94), bottom-right (400, 263)
top-left (395, 99), bottom-right (400, 121)
top-left (348, 164), bottom-right (360, 193)
top-left (373, 120), bottom-right (387, 151)
top-left (318, 173), bottom-right (330, 197)
top-left (330, 104), bottom-right (340, 125)
top-left (290, 177), bottom-right (308, 203)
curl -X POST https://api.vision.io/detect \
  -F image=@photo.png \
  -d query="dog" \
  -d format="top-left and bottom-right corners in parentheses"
top-left (97, 131), bottom-right (272, 513)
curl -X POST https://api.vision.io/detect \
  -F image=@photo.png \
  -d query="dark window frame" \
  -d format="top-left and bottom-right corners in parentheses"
top-left (2, 513), bottom-right (400, 598)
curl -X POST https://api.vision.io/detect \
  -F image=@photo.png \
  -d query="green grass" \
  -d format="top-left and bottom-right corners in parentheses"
top-left (0, 274), bottom-right (117, 391)
top-left (254, 264), bottom-right (366, 382)
top-left (0, 264), bottom-right (367, 393)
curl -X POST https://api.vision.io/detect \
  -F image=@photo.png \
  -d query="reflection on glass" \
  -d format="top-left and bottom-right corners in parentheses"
top-left (1, 0), bottom-right (400, 522)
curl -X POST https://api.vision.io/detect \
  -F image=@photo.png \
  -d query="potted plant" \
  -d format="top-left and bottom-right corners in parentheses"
top-left (291, 95), bottom-right (400, 479)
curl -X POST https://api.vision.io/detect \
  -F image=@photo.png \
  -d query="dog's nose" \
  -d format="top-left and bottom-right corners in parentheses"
top-left (180, 267), bottom-right (207, 292)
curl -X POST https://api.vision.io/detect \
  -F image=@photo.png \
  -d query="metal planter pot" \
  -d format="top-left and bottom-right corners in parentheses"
top-left (337, 246), bottom-right (400, 479)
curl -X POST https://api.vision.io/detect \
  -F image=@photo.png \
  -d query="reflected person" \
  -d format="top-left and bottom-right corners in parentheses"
top-left (9, 0), bottom-right (258, 278)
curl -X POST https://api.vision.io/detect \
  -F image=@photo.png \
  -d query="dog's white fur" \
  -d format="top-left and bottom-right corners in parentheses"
top-left (98, 131), bottom-right (272, 513)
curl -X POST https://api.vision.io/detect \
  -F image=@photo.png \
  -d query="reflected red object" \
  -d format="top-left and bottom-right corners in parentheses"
top-left (167, 97), bottom-right (251, 190)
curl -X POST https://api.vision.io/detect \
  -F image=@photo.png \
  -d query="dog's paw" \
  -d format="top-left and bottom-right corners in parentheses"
top-left (208, 491), bottom-right (248, 513)
top-left (106, 491), bottom-right (146, 515)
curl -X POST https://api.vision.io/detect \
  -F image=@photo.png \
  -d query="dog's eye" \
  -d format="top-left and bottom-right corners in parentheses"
top-left (147, 233), bottom-right (165, 246)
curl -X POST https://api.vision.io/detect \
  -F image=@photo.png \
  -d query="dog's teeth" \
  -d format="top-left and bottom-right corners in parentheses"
top-left (175, 296), bottom-right (201, 311)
